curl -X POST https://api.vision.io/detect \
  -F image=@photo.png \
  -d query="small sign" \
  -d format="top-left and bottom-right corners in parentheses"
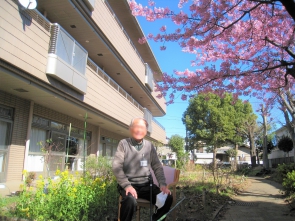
top-left (140, 160), bottom-right (147, 167)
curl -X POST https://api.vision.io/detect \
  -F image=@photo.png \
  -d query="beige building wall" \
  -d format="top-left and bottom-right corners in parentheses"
top-left (0, 1), bottom-right (50, 83)
top-left (91, 0), bottom-right (146, 84)
top-left (85, 67), bottom-right (144, 126)
top-left (0, 1), bottom-right (166, 166)
top-left (0, 91), bottom-right (30, 181)
top-left (150, 120), bottom-right (166, 143)
top-left (1, 2), bottom-right (145, 128)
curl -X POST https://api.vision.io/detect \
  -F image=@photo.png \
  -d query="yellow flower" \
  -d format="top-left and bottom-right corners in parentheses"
top-left (22, 170), bottom-right (28, 175)
top-left (73, 187), bottom-right (77, 193)
top-left (21, 207), bottom-right (29, 212)
top-left (39, 175), bottom-right (43, 179)
top-left (55, 169), bottom-right (61, 175)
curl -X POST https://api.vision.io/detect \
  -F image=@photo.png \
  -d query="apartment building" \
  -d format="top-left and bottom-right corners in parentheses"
top-left (0, 0), bottom-right (167, 183)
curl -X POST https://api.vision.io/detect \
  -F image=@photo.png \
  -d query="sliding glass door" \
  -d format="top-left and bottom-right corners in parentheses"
top-left (0, 120), bottom-right (12, 182)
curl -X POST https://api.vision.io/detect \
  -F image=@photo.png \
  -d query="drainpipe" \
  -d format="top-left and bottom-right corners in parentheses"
top-left (23, 101), bottom-right (34, 180)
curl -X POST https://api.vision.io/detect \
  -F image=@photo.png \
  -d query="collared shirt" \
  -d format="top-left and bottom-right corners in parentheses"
top-left (131, 138), bottom-right (144, 151)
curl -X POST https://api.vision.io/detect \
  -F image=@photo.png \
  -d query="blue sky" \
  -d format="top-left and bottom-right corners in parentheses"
top-left (135, 0), bottom-right (284, 138)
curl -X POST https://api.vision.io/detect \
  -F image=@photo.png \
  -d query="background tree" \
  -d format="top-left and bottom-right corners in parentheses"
top-left (224, 148), bottom-right (237, 170)
top-left (278, 89), bottom-right (295, 161)
top-left (168, 135), bottom-right (188, 168)
top-left (255, 126), bottom-right (276, 163)
top-left (240, 113), bottom-right (258, 167)
top-left (229, 99), bottom-right (256, 169)
top-left (130, 0), bottom-right (295, 104)
top-left (183, 93), bottom-right (248, 172)
top-left (278, 135), bottom-right (294, 157)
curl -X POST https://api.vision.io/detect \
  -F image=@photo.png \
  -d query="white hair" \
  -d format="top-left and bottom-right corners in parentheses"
top-left (129, 117), bottom-right (148, 128)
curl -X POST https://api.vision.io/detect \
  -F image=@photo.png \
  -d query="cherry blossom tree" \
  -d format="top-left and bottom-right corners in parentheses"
top-left (130, 0), bottom-right (295, 104)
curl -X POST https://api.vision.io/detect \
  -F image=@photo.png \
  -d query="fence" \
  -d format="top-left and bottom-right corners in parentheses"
top-left (270, 157), bottom-right (294, 168)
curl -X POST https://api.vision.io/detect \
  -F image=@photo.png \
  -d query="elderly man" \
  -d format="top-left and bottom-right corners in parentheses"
top-left (112, 117), bottom-right (173, 221)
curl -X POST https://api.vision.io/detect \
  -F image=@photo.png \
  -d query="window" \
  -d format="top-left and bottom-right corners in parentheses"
top-left (28, 115), bottom-right (92, 172)
top-left (0, 121), bottom-right (12, 150)
top-left (0, 105), bottom-right (13, 182)
top-left (51, 121), bottom-right (66, 131)
top-left (32, 116), bottom-right (49, 127)
top-left (29, 128), bottom-right (47, 152)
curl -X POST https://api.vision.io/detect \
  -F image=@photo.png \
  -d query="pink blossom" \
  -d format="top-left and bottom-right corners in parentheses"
top-left (160, 46), bottom-right (166, 50)
top-left (138, 37), bottom-right (147, 44)
top-left (129, 0), bottom-right (295, 105)
top-left (160, 25), bottom-right (167, 32)
top-left (148, 0), bottom-right (155, 7)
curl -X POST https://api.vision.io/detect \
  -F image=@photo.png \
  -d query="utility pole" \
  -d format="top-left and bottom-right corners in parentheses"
top-left (262, 105), bottom-right (269, 169)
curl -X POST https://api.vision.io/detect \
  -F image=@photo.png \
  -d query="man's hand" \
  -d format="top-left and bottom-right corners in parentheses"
top-left (160, 186), bottom-right (171, 195)
top-left (125, 186), bottom-right (138, 199)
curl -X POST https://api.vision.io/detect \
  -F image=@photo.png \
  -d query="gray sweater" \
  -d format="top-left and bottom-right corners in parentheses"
top-left (112, 138), bottom-right (166, 189)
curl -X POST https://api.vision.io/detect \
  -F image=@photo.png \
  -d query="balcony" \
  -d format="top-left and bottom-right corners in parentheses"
top-left (150, 119), bottom-right (167, 143)
top-left (85, 58), bottom-right (145, 126)
top-left (46, 24), bottom-right (88, 94)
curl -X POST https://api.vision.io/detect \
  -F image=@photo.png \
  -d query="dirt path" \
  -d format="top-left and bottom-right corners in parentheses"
top-left (219, 177), bottom-right (294, 221)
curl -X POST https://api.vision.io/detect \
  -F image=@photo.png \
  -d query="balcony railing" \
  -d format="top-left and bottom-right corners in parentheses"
top-left (145, 63), bottom-right (154, 92)
top-left (144, 108), bottom-right (153, 133)
top-left (104, 0), bottom-right (145, 64)
top-left (46, 24), bottom-right (88, 94)
top-left (152, 118), bottom-right (165, 131)
top-left (87, 58), bottom-right (144, 113)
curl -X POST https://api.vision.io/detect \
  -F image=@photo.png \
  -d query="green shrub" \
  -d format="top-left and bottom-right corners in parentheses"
top-left (282, 170), bottom-right (295, 195)
top-left (14, 157), bottom-right (118, 221)
top-left (84, 155), bottom-right (113, 180)
top-left (276, 163), bottom-right (295, 183)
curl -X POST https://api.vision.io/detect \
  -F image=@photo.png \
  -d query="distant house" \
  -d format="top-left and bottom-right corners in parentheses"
top-left (268, 126), bottom-right (294, 167)
top-left (190, 144), bottom-right (251, 164)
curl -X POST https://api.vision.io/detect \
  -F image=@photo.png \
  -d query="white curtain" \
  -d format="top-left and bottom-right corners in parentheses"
top-left (27, 155), bottom-right (44, 172)
top-left (0, 152), bottom-right (6, 172)
top-left (30, 128), bottom-right (46, 152)
top-left (0, 121), bottom-right (9, 150)
top-left (78, 139), bottom-right (88, 156)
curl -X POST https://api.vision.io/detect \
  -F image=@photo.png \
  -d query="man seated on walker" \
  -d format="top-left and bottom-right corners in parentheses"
top-left (112, 118), bottom-right (173, 221)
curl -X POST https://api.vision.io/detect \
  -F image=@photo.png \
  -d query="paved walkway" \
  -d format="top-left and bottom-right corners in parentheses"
top-left (220, 177), bottom-right (294, 221)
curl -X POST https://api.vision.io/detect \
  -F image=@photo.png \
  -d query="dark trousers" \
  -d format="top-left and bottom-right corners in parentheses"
top-left (118, 184), bottom-right (173, 221)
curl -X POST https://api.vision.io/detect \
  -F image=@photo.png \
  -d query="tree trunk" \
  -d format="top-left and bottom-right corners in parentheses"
top-left (256, 149), bottom-right (260, 165)
top-left (262, 105), bottom-right (269, 169)
top-left (212, 146), bottom-right (217, 182)
top-left (280, 0), bottom-right (295, 23)
top-left (234, 143), bottom-right (238, 171)
top-left (249, 130), bottom-right (256, 167)
top-left (213, 146), bottom-right (217, 169)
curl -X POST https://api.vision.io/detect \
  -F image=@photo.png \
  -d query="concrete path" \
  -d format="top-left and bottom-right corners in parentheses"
top-left (220, 177), bottom-right (295, 221)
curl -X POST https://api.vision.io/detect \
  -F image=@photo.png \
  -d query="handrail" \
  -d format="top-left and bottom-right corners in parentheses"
top-left (152, 117), bottom-right (165, 131)
top-left (87, 58), bottom-right (144, 113)
top-left (104, 0), bottom-right (145, 64)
